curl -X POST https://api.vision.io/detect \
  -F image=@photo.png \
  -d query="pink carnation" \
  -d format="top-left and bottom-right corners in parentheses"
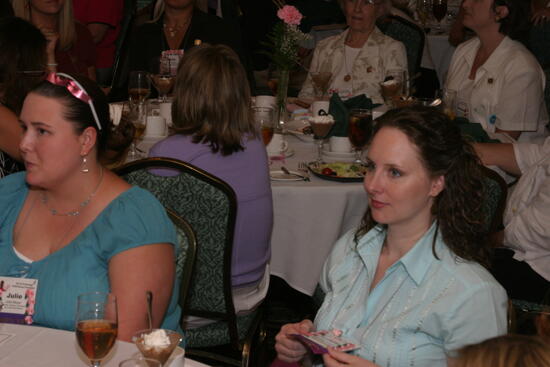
top-left (277, 5), bottom-right (303, 26)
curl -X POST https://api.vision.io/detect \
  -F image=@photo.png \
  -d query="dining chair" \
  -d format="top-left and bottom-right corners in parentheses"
top-left (480, 165), bottom-right (508, 235)
top-left (508, 299), bottom-right (550, 338)
top-left (377, 15), bottom-right (425, 85)
top-left (114, 157), bottom-right (265, 367)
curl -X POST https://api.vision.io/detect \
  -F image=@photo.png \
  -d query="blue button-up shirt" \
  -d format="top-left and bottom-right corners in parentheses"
top-left (315, 223), bottom-right (507, 367)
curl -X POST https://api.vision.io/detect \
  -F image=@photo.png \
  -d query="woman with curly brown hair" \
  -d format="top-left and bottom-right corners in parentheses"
top-left (275, 106), bottom-right (507, 367)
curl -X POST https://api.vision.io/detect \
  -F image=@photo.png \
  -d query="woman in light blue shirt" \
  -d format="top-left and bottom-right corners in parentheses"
top-left (275, 106), bottom-right (508, 367)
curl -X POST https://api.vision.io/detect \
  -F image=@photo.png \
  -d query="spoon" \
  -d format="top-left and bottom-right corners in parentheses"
top-left (281, 166), bottom-right (310, 181)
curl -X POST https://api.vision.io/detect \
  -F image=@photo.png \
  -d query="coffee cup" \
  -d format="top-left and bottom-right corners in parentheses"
top-left (311, 101), bottom-right (330, 117)
top-left (159, 102), bottom-right (172, 127)
top-left (145, 116), bottom-right (167, 137)
top-left (266, 133), bottom-right (289, 156)
top-left (329, 136), bottom-right (352, 153)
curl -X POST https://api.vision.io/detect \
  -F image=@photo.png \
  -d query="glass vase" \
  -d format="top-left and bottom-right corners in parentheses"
top-left (275, 68), bottom-right (289, 131)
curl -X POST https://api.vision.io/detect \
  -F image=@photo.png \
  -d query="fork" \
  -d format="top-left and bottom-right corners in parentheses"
top-left (298, 162), bottom-right (311, 181)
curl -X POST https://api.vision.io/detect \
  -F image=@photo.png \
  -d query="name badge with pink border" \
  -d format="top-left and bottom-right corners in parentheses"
top-left (0, 277), bottom-right (38, 325)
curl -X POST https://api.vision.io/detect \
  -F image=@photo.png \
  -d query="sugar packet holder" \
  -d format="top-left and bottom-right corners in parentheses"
top-left (291, 329), bottom-right (359, 354)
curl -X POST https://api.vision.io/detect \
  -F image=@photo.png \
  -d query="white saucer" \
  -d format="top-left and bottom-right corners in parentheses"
top-left (270, 170), bottom-right (304, 181)
top-left (268, 148), bottom-right (295, 158)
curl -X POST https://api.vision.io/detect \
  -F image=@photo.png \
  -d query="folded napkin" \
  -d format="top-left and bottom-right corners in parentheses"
top-left (109, 103), bottom-right (124, 127)
top-left (455, 118), bottom-right (499, 143)
top-left (328, 94), bottom-right (381, 137)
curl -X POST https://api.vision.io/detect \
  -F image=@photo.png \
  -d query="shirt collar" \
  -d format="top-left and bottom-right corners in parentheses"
top-left (463, 36), bottom-right (512, 74)
top-left (392, 221), bottom-right (442, 286)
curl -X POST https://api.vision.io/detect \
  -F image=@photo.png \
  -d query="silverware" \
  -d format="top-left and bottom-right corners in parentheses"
top-left (297, 162), bottom-right (312, 181)
top-left (281, 166), bottom-right (309, 181)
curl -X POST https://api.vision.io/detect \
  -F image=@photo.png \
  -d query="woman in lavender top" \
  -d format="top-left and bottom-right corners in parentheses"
top-left (149, 44), bottom-right (272, 320)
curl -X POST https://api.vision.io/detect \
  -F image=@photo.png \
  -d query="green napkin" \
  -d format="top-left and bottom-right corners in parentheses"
top-left (328, 94), bottom-right (382, 137)
top-left (455, 118), bottom-right (499, 143)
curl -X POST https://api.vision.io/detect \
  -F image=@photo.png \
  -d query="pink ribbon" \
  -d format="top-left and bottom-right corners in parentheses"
top-left (46, 72), bottom-right (91, 104)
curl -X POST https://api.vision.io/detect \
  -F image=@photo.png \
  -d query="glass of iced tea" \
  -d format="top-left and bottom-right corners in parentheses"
top-left (252, 106), bottom-right (275, 146)
top-left (348, 108), bottom-right (373, 164)
top-left (75, 292), bottom-right (118, 367)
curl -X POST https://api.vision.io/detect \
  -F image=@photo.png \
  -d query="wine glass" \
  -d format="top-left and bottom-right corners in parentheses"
top-left (311, 71), bottom-right (333, 100)
top-left (75, 292), bottom-right (118, 367)
top-left (348, 108), bottom-right (373, 164)
top-left (133, 329), bottom-right (183, 366)
top-left (126, 102), bottom-right (147, 161)
top-left (252, 106), bottom-right (275, 146)
top-left (128, 71), bottom-right (151, 106)
top-left (432, 0), bottom-right (448, 34)
top-left (416, 0), bottom-right (432, 29)
top-left (308, 116), bottom-right (335, 163)
top-left (119, 358), bottom-right (161, 367)
top-left (150, 58), bottom-right (174, 103)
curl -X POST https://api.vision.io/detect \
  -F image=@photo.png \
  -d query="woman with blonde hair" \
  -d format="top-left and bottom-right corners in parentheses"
top-left (452, 335), bottom-right (550, 367)
top-left (13, 0), bottom-right (96, 79)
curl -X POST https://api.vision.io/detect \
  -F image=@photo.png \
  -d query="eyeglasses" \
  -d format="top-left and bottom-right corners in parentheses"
top-left (46, 72), bottom-right (102, 130)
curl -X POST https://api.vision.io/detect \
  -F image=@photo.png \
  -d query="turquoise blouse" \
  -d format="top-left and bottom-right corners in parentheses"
top-left (0, 172), bottom-right (180, 331)
top-left (316, 223), bottom-right (508, 367)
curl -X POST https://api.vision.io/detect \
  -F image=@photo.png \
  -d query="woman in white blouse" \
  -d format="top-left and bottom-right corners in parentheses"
top-left (299, 0), bottom-right (407, 103)
top-left (445, 0), bottom-right (548, 143)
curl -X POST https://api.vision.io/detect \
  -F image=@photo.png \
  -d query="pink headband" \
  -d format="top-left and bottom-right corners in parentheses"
top-left (45, 72), bottom-right (102, 130)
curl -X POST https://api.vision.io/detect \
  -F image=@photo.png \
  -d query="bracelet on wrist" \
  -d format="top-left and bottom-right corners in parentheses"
top-left (47, 63), bottom-right (58, 67)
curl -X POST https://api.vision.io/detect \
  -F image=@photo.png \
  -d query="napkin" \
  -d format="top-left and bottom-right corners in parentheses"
top-left (328, 94), bottom-right (381, 137)
top-left (109, 103), bottom-right (123, 127)
top-left (455, 118), bottom-right (499, 143)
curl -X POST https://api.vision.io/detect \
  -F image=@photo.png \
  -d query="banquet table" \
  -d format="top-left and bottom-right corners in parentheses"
top-left (0, 323), bottom-right (209, 367)
top-left (267, 132), bottom-right (367, 296)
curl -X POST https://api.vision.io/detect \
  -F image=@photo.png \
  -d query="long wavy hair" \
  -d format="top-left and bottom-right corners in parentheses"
top-left (13, 0), bottom-right (77, 51)
top-left (354, 106), bottom-right (490, 267)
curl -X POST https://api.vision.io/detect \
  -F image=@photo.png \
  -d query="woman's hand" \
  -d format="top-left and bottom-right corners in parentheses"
top-left (323, 349), bottom-right (380, 367)
top-left (274, 319), bottom-right (314, 363)
top-left (532, 8), bottom-right (550, 26)
top-left (38, 26), bottom-right (59, 70)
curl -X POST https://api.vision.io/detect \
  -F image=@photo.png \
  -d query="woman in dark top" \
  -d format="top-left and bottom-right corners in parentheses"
top-left (128, 0), bottom-right (250, 83)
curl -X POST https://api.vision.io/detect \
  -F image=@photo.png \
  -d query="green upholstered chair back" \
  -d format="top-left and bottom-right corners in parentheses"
top-left (114, 158), bottom-right (237, 320)
top-left (377, 15), bottom-right (425, 80)
top-left (480, 166), bottom-right (507, 234)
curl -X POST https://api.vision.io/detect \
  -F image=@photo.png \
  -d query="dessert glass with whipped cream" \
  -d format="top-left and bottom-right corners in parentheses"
top-left (308, 114), bottom-right (335, 163)
top-left (380, 69), bottom-right (405, 108)
top-left (133, 329), bottom-right (182, 366)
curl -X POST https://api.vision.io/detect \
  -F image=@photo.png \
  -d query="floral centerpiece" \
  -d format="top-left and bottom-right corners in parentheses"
top-left (263, 0), bottom-right (309, 127)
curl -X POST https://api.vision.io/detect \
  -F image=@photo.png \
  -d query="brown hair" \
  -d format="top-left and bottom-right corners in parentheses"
top-left (171, 44), bottom-right (257, 156)
top-left (13, 0), bottom-right (77, 51)
top-left (453, 335), bottom-right (550, 367)
top-left (355, 106), bottom-right (491, 267)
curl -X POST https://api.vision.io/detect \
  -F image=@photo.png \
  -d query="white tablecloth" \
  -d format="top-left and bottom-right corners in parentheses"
top-left (269, 134), bottom-right (368, 296)
top-left (0, 323), bottom-right (209, 367)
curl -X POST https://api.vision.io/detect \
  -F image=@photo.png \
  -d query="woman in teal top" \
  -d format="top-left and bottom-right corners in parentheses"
top-left (0, 72), bottom-right (180, 341)
top-left (275, 106), bottom-right (507, 367)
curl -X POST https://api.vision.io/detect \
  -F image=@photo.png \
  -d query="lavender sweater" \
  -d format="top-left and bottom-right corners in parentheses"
top-left (149, 134), bottom-right (273, 287)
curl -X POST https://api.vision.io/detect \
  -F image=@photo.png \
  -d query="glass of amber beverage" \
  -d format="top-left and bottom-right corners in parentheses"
top-left (348, 108), bottom-right (373, 164)
top-left (76, 292), bottom-right (118, 367)
top-left (252, 106), bottom-right (275, 146)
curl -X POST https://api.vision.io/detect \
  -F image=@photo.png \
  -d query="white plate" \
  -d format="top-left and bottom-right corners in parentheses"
top-left (269, 148), bottom-right (295, 158)
top-left (322, 146), bottom-right (355, 158)
top-left (270, 170), bottom-right (304, 181)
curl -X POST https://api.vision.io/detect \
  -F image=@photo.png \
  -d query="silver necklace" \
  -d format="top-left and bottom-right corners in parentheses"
top-left (40, 167), bottom-right (104, 217)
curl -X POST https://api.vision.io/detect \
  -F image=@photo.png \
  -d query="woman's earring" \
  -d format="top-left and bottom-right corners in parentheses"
top-left (495, 15), bottom-right (501, 22)
top-left (81, 156), bottom-right (89, 173)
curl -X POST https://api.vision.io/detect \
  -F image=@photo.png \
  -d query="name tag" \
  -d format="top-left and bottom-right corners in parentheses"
top-left (0, 277), bottom-right (38, 325)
